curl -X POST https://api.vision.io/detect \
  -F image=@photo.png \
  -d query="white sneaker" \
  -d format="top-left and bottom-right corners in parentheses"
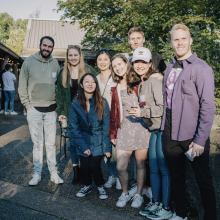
top-left (29, 173), bottom-right (41, 186)
top-left (0, 110), bottom-right (4, 114)
top-left (50, 172), bottom-right (64, 184)
top-left (116, 192), bottom-right (131, 207)
top-left (98, 186), bottom-right (108, 199)
top-left (129, 183), bottom-right (149, 197)
top-left (4, 111), bottom-right (9, 115)
top-left (104, 176), bottom-right (116, 188)
top-left (143, 187), bottom-right (153, 199)
top-left (131, 194), bottom-right (144, 208)
top-left (116, 178), bottom-right (122, 190)
top-left (170, 213), bottom-right (188, 220)
top-left (10, 111), bottom-right (18, 115)
top-left (129, 183), bottom-right (138, 197)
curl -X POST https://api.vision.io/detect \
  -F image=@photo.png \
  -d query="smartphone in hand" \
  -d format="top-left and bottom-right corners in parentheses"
top-left (104, 155), bottom-right (108, 163)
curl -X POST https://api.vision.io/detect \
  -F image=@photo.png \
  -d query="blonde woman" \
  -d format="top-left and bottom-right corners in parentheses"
top-left (56, 45), bottom-right (97, 184)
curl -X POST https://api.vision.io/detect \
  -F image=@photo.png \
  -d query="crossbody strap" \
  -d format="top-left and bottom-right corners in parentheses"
top-left (102, 74), bottom-right (112, 97)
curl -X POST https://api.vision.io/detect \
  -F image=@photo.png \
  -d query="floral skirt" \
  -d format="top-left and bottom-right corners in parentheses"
top-left (115, 114), bottom-right (151, 151)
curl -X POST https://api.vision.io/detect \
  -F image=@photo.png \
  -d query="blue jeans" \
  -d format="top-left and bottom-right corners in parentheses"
top-left (27, 107), bottom-right (57, 175)
top-left (149, 129), bottom-right (171, 207)
top-left (4, 90), bottom-right (15, 112)
top-left (67, 128), bottom-right (79, 165)
top-left (107, 145), bottom-right (118, 177)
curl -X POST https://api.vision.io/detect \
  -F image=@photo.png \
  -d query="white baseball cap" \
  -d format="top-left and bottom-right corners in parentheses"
top-left (132, 47), bottom-right (152, 63)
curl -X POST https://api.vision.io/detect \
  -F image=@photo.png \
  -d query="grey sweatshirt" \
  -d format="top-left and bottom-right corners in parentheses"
top-left (18, 52), bottom-right (60, 109)
top-left (139, 77), bottom-right (164, 130)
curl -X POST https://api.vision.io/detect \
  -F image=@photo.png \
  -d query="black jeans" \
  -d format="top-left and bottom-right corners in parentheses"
top-left (163, 127), bottom-right (216, 219)
top-left (79, 155), bottom-right (105, 187)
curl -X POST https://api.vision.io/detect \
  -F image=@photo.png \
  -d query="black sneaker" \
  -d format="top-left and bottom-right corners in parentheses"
top-left (98, 185), bottom-right (108, 199)
top-left (76, 185), bottom-right (92, 197)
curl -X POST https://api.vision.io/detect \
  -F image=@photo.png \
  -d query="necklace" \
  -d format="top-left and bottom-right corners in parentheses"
top-left (71, 71), bottom-right (78, 79)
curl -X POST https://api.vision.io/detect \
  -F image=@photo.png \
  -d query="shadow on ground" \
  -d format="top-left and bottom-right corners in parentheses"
top-left (3, 102), bottom-right (219, 219)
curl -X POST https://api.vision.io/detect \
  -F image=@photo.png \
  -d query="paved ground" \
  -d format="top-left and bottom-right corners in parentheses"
top-left (0, 101), bottom-right (199, 219)
top-left (0, 180), bottom-right (145, 220)
top-left (0, 199), bottom-right (62, 220)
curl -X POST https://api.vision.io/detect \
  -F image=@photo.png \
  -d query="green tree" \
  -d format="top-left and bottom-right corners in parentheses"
top-left (0, 12), bottom-right (34, 55)
top-left (159, 24), bottom-right (220, 89)
top-left (57, 0), bottom-right (220, 112)
top-left (0, 13), bottom-right (14, 43)
top-left (57, 0), bottom-right (219, 52)
top-left (6, 20), bottom-right (28, 55)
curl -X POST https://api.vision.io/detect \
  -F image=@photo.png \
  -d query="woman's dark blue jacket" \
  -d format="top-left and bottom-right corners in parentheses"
top-left (69, 97), bottom-right (112, 157)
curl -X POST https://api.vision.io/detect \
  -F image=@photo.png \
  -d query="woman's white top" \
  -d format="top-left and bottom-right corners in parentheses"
top-left (97, 74), bottom-right (113, 107)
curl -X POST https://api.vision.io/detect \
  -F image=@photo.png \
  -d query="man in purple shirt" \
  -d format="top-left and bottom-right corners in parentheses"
top-left (161, 24), bottom-right (216, 220)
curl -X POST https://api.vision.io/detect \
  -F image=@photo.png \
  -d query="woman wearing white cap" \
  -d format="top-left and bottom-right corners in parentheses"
top-left (109, 54), bottom-right (151, 208)
top-left (129, 47), bottom-right (172, 220)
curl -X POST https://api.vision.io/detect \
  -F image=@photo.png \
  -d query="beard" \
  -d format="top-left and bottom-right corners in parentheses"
top-left (40, 47), bottom-right (53, 59)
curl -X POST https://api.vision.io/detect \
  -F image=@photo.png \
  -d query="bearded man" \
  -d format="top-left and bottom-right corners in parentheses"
top-left (18, 36), bottom-right (63, 185)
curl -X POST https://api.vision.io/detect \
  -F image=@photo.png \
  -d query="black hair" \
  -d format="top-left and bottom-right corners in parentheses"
top-left (96, 49), bottom-right (112, 61)
top-left (5, 64), bottom-right (12, 71)
top-left (151, 52), bottom-right (166, 74)
top-left (78, 73), bottom-right (104, 120)
top-left (40, 36), bottom-right (55, 47)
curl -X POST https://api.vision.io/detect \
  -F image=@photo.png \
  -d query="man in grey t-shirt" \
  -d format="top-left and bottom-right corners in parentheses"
top-left (2, 64), bottom-right (18, 115)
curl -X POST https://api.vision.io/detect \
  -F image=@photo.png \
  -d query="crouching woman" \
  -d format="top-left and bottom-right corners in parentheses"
top-left (69, 73), bottom-right (111, 200)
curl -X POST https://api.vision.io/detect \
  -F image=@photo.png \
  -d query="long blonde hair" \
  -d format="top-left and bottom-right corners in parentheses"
top-left (62, 45), bottom-right (86, 88)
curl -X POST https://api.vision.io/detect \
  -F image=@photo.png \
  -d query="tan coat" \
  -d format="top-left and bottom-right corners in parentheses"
top-left (139, 77), bottom-right (164, 130)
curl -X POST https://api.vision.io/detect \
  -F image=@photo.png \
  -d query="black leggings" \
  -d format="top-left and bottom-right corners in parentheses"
top-left (79, 155), bottom-right (105, 187)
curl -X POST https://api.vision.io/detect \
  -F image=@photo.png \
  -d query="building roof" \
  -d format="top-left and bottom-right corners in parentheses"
top-left (0, 42), bottom-right (23, 62)
top-left (21, 19), bottom-right (96, 60)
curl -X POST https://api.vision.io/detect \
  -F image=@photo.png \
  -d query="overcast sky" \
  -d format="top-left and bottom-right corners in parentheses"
top-left (0, 0), bottom-right (64, 20)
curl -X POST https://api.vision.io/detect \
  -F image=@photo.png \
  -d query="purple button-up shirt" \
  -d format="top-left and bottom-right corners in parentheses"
top-left (161, 53), bottom-right (216, 147)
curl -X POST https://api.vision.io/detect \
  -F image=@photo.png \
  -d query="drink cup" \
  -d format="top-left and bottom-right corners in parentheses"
top-left (62, 117), bottom-right (67, 128)
top-left (130, 101), bottom-right (138, 118)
